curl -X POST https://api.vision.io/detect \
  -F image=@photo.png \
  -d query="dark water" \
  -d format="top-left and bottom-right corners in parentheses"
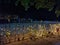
top-left (55, 42), bottom-right (60, 45)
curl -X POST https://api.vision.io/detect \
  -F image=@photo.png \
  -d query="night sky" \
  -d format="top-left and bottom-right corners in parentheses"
top-left (1, 0), bottom-right (60, 22)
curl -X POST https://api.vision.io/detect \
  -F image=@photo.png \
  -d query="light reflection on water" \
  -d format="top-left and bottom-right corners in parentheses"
top-left (0, 21), bottom-right (60, 35)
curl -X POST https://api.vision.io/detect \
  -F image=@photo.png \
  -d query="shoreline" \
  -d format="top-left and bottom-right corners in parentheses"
top-left (6, 37), bottom-right (60, 45)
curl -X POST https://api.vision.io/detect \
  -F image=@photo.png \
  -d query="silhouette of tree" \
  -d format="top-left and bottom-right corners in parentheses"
top-left (15, 0), bottom-right (60, 17)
